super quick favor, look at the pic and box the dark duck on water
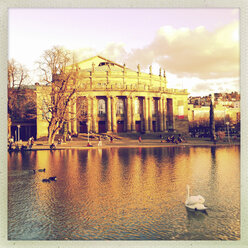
[49,176,57,181]
[42,178,50,183]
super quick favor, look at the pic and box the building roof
[76,55,134,73]
[79,55,124,67]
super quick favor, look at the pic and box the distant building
[36,56,189,138]
[189,92,240,108]
[188,101,240,129]
[233,101,240,108]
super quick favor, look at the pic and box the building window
[98,99,106,116]
[135,98,141,114]
[152,99,156,116]
[116,98,124,115]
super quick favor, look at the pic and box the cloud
[164,71,239,96]
[73,43,128,65]
[71,22,240,96]
[186,77,240,96]
[100,43,128,63]
[125,21,239,80]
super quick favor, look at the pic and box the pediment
[76,55,124,70]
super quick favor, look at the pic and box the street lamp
[17,125,20,141]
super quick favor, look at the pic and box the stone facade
[36,56,189,138]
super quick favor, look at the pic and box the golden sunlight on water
[8,146,240,240]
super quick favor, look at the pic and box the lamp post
[17,125,20,141]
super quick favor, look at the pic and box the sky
[8,8,239,96]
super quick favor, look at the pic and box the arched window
[116,98,124,115]
[98,99,106,116]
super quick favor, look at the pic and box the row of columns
[69,96,173,134]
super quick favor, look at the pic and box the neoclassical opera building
[36,56,189,138]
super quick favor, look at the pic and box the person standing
[98,136,102,147]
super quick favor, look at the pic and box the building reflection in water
[8,146,240,240]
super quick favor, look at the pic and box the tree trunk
[48,121,57,145]
[48,131,56,145]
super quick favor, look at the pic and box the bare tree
[76,96,88,122]
[8,60,35,137]
[8,59,29,89]
[8,87,36,121]
[37,46,86,144]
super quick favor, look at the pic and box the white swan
[185,185,207,211]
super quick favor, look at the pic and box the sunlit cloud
[100,43,128,63]
[165,74,240,96]
[73,42,128,65]
[125,21,239,80]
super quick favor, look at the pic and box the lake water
[8,146,240,240]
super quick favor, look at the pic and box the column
[159,97,163,132]
[144,97,149,133]
[107,96,112,132]
[68,101,72,133]
[112,96,117,133]
[92,97,98,133]
[127,97,132,132]
[72,101,77,134]
[148,97,153,132]
[87,97,92,132]
[131,96,136,132]
[163,97,167,131]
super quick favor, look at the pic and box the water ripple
[8,146,240,240]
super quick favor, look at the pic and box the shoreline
[10,138,240,151]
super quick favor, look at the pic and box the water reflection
[186,209,208,220]
[8,146,240,240]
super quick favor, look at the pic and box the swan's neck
[187,186,190,199]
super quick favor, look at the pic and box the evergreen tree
[209,97,216,141]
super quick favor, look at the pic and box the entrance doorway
[135,121,141,133]
[79,121,87,133]
[98,121,106,133]
[117,121,125,133]
[152,121,157,132]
